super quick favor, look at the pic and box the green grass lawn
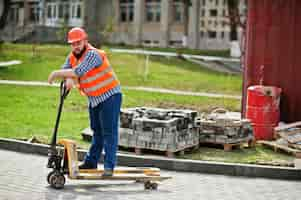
[0,84,293,165]
[0,43,294,165]
[0,43,242,95]
[179,146,294,166]
[0,84,240,141]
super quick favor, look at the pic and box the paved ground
[0,149,301,200]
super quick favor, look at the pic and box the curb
[0,138,300,180]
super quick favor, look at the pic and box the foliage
[56,19,69,43]
[100,16,115,46]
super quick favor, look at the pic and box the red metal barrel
[246,85,281,140]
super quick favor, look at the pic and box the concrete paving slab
[1,149,301,200]
[0,138,301,181]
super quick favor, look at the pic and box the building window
[202,0,206,6]
[71,5,75,18]
[221,31,224,39]
[58,4,63,18]
[146,0,161,22]
[77,4,81,18]
[214,20,218,27]
[200,31,204,38]
[210,9,218,17]
[169,40,182,47]
[58,2,69,19]
[29,5,40,22]
[173,0,184,22]
[202,9,206,17]
[45,0,83,26]
[53,5,57,18]
[201,20,205,27]
[47,5,51,18]
[47,1,81,20]
[119,0,134,22]
[222,20,226,27]
[47,3,57,19]
[70,1,82,19]
[208,31,217,38]
[76,4,81,18]
[9,6,19,23]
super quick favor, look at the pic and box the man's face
[71,39,86,55]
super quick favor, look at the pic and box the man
[48,27,122,177]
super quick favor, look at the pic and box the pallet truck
[46,81,171,190]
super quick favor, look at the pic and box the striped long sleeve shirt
[62,50,121,108]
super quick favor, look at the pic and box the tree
[227,0,240,41]
[0,0,10,29]
[227,0,247,57]
[56,15,69,43]
[100,16,115,47]
[0,0,10,53]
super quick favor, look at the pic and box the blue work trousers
[84,93,122,170]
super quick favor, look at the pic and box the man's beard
[73,46,87,59]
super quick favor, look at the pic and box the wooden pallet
[119,144,199,158]
[200,141,240,151]
[257,140,301,158]
[199,138,254,152]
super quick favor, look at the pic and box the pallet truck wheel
[144,181,158,190]
[47,171,56,184]
[49,172,65,189]
[150,182,158,190]
[144,181,152,190]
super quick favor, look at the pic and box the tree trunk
[227,0,239,41]
[0,0,10,29]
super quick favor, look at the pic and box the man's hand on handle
[48,69,78,86]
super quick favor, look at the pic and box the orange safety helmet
[67,27,88,43]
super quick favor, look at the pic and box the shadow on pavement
[44,181,171,200]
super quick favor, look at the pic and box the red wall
[243,0,301,122]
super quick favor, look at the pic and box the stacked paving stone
[195,109,254,144]
[119,107,199,153]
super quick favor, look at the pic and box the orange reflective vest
[69,44,120,96]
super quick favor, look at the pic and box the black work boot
[78,162,97,169]
[102,169,113,177]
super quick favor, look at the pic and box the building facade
[112,0,246,49]
[199,0,246,49]
[3,0,246,50]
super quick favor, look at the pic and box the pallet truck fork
[46,81,171,189]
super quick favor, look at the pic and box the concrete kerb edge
[0,137,300,180]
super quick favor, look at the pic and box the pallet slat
[257,140,301,158]
[199,138,254,151]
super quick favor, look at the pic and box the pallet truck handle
[47,80,70,169]
[60,80,70,100]
[50,81,70,147]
